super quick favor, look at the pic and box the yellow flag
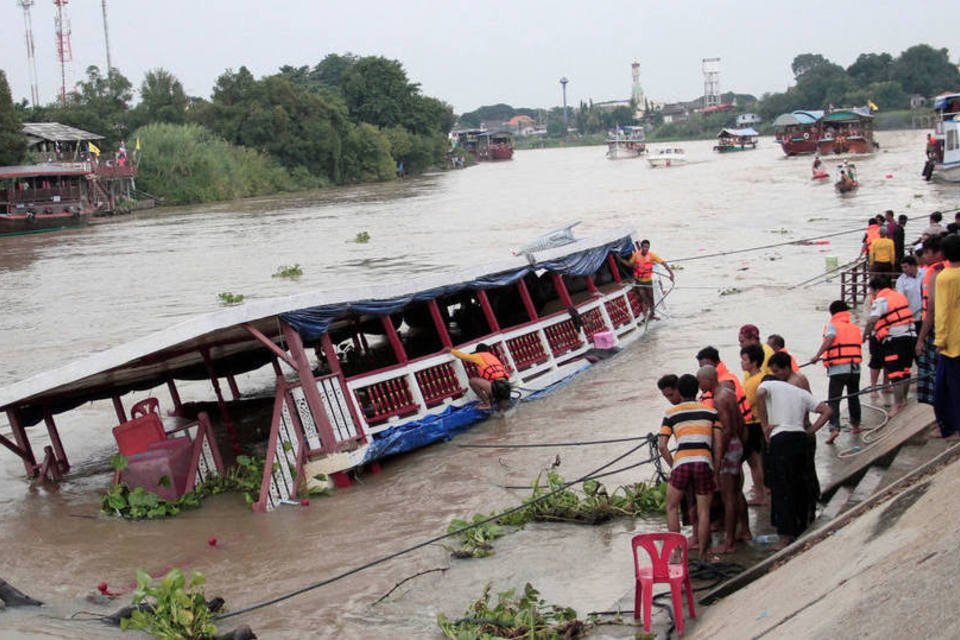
[88,141,101,156]
[135,137,141,151]
[867,100,879,112]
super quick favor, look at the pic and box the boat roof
[22,122,105,143]
[771,110,824,127]
[821,107,873,122]
[718,127,758,137]
[0,227,635,426]
[0,163,92,179]
[934,93,960,111]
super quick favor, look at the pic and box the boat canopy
[0,163,92,179]
[22,122,104,144]
[718,127,758,138]
[933,93,960,112]
[771,110,824,127]
[0,229,635,427]
[821,107,873,123]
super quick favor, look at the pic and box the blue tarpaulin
[361,403,489,462]
[281,236,634,340]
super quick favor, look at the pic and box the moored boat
[0,227,668,513]
[454,129,514,161]
[926,93,960,182]
[0,163,94,236]
[646,147,686,167]
[773,110,824,156]
[817,107,877,155]
[713,127,758,152]
[606,126,646,159]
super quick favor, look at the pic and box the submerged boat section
[0,227,664,513]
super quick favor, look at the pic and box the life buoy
[803,132,810,140]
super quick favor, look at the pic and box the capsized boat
[606,126,646,159]
[646,147,686,167]
[713,127,758,152]
[0,227,669,512]
[926,93,960,182]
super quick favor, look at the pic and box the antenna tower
[18,0,41,107]
[702,57,721,109]
[54,0,74,106]
[101,0,112,74]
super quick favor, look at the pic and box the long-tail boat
[0,227,668,512]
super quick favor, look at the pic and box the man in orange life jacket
[448,344,511,411]
[766,334,800,373]
[864,276,916,417]
[627,239,674,321]
[809,300,863,444]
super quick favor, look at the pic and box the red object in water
[812,171,829,180]
[886,174,893,179]
[208,536,217,547]
[98,582,109,594]
[300,499,310,506]
[632,532,696,635]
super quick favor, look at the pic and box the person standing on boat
[447,344,511,411]
[626,240,674,321]
[658,374,722,560]
[812,155,822,177]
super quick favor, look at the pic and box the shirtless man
[697,365,751,553]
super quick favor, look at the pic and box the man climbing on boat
[447,344,512,411]
[625,239,674,321]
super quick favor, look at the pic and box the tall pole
[101,0,112,74]
[18,1,40,108]
[560,77,569,131]
[54,0,73,106]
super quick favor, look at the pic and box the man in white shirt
[895,255,924,333]
[755,352,832,549]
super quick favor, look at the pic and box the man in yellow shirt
[869,226,896,275]
[739,343,767,505]
[933,235,960,438]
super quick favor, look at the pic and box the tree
[132,68,188,126]
[791,54,831,80]
[340,56,419,129]
[46,65,133,145]
[891,45,960,97]
[0,70,26,165]
[846,53,893,86]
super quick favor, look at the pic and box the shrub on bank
[131,123,323,205]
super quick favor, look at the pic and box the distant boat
[606,126,646,160]
[773,110,824,156]
[454,129,514,161]
[835,165,859,193]
[646,147,686,167]
[817,107,877,155]
[926,93,960,182]
[714,127,758,152]
[0,163,95,236]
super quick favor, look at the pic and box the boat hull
[0,210,90,235]
[780,138,819,156]
[932,161,960,182]
[818,136,874,155]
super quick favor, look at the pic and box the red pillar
[281,322,341,453]
[320,333,367,442]
[552,273,574,308]
[201,350,241,455]
[428,300,453,348]
[585,275,600,295]
[112,396,127,424]
[43,410,69,473]
[607,253,622,283]
[477,290,500,332]
[381,315,408,365]
[5,410,37,476]
[517,279,538,321]
[226,374,241,401]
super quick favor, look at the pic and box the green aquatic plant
[437,583,586,639]
[354,231,371,243]
[272,263,303,279]
[121,569,218,640]
[217,291,245,305]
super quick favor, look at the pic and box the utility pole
[53,0,74,106]
[560,77,569,130]
[101,0,112,74]
[18,0,40,107]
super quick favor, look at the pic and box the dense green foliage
[447,471,666,558]
[437,583,588,640]
[0,70,26,165]
[131,122,305,204]
[122,569,218,640]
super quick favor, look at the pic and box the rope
[458,435,650,449]
[217,436,662,621]
[667,225,866,264]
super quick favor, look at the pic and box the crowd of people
[654,210,960,560]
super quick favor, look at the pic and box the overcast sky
[1,1,957,114]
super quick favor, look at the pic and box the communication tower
[560,77,569,127]
[54,0,74,106]
[631,61,645,118]
[101,0,112,74]
[702,57,721,109]
[17,0,41,107]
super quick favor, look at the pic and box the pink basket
[592,331,615,349]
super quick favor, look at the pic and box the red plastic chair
[130,397,160,419]
[632,532,696,635]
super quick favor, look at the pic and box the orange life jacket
[864,225,880,252]
[921,260,946,320]
[476,351,508,380]
[701,361,752,423]
[633,251,655,281]
[822,311,863,367]
[873,288,913,340]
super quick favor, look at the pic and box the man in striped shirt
[658,374,722,559]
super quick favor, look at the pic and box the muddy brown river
[0,131,955,638]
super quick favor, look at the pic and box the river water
[0,131,955,638]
